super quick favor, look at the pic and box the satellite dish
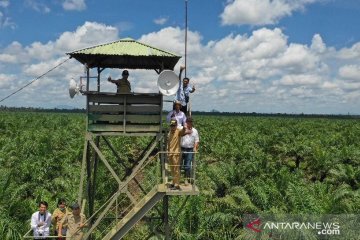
[157,70,179,96]
[69,78,80,98]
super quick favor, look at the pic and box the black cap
[122,70,129,76]
[71,203,80,209]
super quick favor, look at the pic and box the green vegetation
[0,111,359,239]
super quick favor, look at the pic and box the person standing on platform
[52,198,69,239]
[31,201,52,239]
[167,100,186,128]
[167,118,190,190]
[181,117,199,185]
[108,69,131,93]
[58,203,87,240]
[175,65,195,115]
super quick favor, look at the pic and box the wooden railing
[86,92,163,134]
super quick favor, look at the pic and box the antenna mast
[185,0,188,77]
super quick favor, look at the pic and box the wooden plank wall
[87,93,162,133]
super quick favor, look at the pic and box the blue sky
[1,0,360,114]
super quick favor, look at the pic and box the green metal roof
[67,38,181,70]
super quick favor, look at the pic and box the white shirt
[166,110,187,127]
[31,211,52,238]
[181,127,199,148]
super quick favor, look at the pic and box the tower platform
[158,183,200,195]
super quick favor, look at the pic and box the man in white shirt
[166,100,186,128]
[31,201,52,239]
[181,117,199,185]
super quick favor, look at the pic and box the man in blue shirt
[175,66,195,115]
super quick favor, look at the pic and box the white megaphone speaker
[69,78,80,98]
[157,70,179,96]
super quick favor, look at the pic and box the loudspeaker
[69,78,80,98]
[157,70,179,96]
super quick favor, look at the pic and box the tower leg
[163,196,170,240]
[78,137,89,204]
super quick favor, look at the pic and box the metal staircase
[79,146,199,240]
[103,185,166,240]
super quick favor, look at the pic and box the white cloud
[322,81,339,90]
[137,26,354,113]
[0,22,118,65]
[339,81,360,92]
[274,74,322,86]
[0,42,29,64]
[25,0,51,13]
[62,0,86,11]
[55,21,118,52]
[212,28,287,61]
[0,53,16,63]
[23,60,58,78]
[271,43,320,73]
[191,67,215,85]
[310,34,326,53]
[25,42,56,61]
[337,42,360,59]
[343,90,360,103]
[338,65,360,82]
[139,27,203,60]
[221,0,317,26]
[0,73,15,88]
[289,87,314,98]
[0,11,16,29]
[0,0,9,8]
[244,28,287,60]
[0,22,118,107]
[154,17,168,25]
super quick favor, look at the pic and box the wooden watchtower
[67,38,199,239]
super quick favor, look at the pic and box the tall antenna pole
[185,0,188,77]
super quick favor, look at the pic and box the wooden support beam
[78,136,89,204]
[88,138,122,185]
[101,136,129,173]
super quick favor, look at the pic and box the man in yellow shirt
[58,203,87,240]
[167,118,188,190]
[108,70,131,93]
[52,199,68,238]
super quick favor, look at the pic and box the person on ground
[108,69,131,93]
[52,198,69,239]
[181,117,199,185]
[58,203,87,240]
[167,100,186,128]
[31,201,52,239]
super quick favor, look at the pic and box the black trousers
[181,105,188,115]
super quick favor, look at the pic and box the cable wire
[0,57,71,103]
